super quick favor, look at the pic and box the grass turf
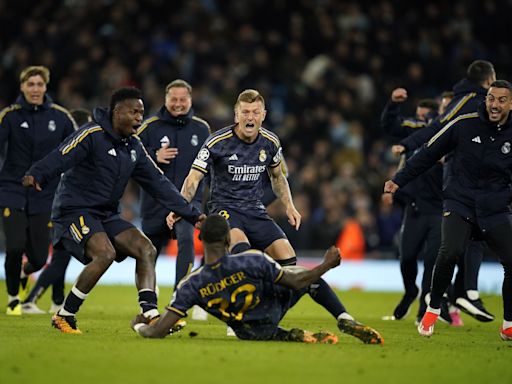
[1,285,511,384]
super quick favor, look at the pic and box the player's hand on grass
[22,175,42,191]
[131,313,150,331]
[324,246,341,268]
[286,205,301,230]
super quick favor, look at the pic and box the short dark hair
[110,87,142,111]
[201,214,230,244]
[467,60,495,84]
[70,108,92,127]
[489,80,512,92]
[418,99,439,111]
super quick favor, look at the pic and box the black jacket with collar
[400,79,488,152]
[0,94,76,214]
[394,102,512,229]
[137,107,210,223]
[27,107,201,224]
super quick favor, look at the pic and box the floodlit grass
[1,284,511,384]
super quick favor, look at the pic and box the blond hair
[20,66,50,84]
[235,89,265,109]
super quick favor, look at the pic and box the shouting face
[486,86,512,125]
[234,100,266,143]
[112,99,144,137]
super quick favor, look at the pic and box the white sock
[58,308,75,316]
[427,306,441,315]
[467,290,479,300]
[8,295,19,304]
[71,285,89,299]
[143,308,159,319]
[337,312,354,321]
[503,320,512,329]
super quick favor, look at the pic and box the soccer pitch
[1,285,510,384]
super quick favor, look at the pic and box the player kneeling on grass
[132,214,383,344]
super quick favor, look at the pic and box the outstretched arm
[268,164,301,230]
[277,246,341,290]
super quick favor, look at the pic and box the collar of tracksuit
[452,78,488,98]
[92,106,130,144]
[156,106,193,127]
[16,94,52,111]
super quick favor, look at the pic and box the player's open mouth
[246,123,255,128]
[489,109,500,119]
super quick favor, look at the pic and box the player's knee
[438,243,463,262]
[89,246,116,265]
[140,242,157,264]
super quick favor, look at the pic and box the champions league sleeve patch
[272,147,283,165]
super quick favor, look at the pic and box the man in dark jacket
[390,60,497,322]
[23,87,205,334]
[381,89,445,323]
[384,80,512,340]
[0,66,76,315]
[137,80,210,287]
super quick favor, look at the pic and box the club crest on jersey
[48,120,56,132]
[502,142,511,154]
[81,225,90,235]
[160,135,170,147]
[130,149,137,162]
[198,148,210,161]
[259,149,267,162]
[191,134,199,146]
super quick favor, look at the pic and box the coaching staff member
[0,66,76,315]
[384,80,512,340]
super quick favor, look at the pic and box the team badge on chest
[502,142,511,154]
[259,149,267,162]
[130,149,137,162]
[48,120,56,132]
[191,134,199,146]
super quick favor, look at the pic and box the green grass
[1,285,511,384]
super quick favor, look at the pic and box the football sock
[503,320,512,329]
[467,290,479,300]
[7,295,20,309]
[337,312,355,321]
[308,278,346,318]
[231,242,251,254]
[61,285,88,316]
[138,289,158,313]
[277,257,297,266]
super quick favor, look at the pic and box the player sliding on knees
[132,214,384,344]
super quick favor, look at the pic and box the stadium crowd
[1,0,511,256]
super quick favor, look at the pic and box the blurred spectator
[1,1,510,257]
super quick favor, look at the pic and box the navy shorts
[230,286,306,340]
[52,211,135,265]
[209,204,286,250]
